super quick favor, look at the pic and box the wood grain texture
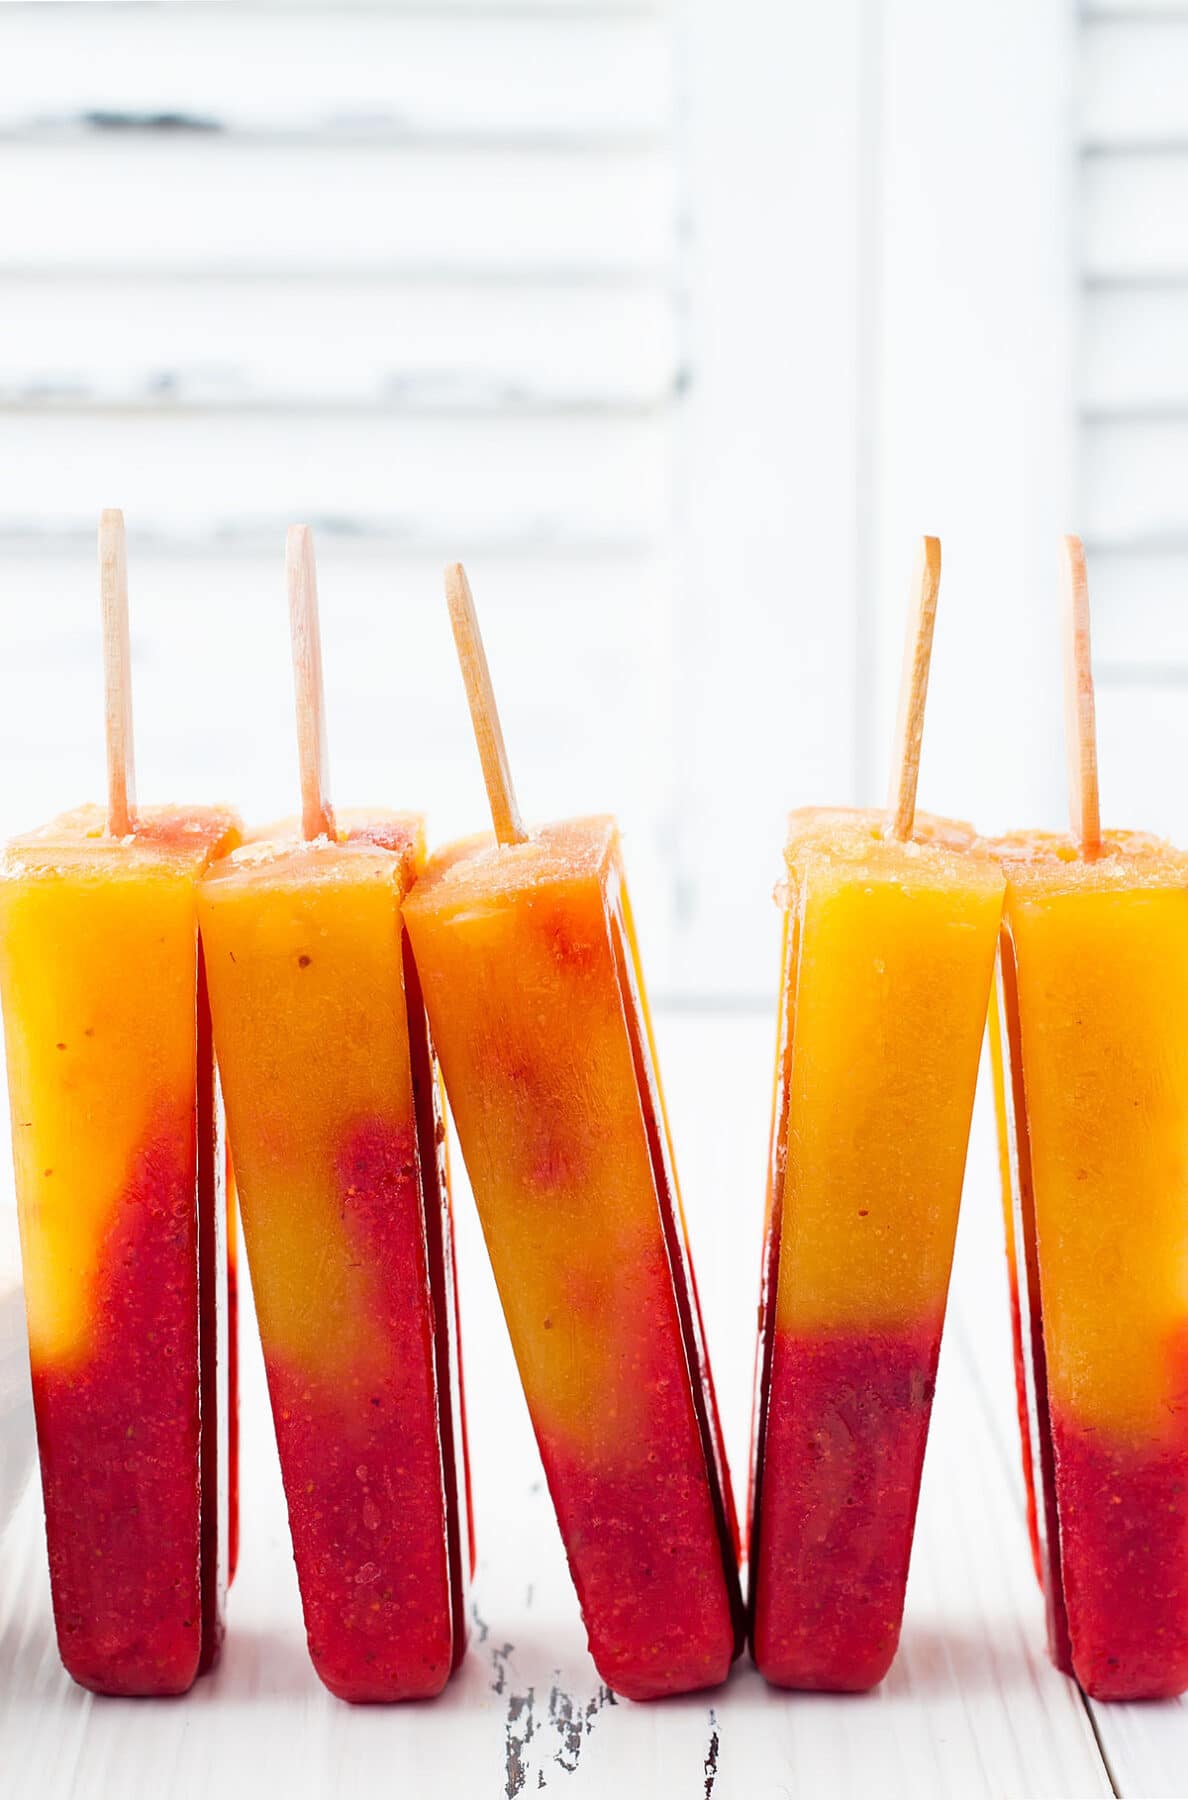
[0,1015,1137,1798]
[98,508,135,836]
[1061,535,1102,853]
[285,525,335,841]
[885,535,941,841]
[445,562,527,846]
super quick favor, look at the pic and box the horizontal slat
[1083,18,1188,144]
[1086,151,1188,277]
[0,9,669,144]
[3,142,670,276]
[1082,2,1188,17]
[0,413,668,544]
[1090,547,1188,663]
[1084,286,1188,408]
[0,276,675,412]
[1094,680,1188,840]
[1083,416,1188,539]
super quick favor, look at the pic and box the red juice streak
[404,929,471,1670]
[1052,1366,1188,1700]
[261,1117,454,1703]
[751,1322,941,1692]
[536,1233,737,1703]
[32,1108,204,1696]
[996,938,1072,1672]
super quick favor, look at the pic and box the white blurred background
[0,0,1181,1005]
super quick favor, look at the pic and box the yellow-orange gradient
[404,818,687,1451]
[775,810,1004,1337]
[996,831,1188,1443]
[0,805,240,1364]
[197,812,424,1384]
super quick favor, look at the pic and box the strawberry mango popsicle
[404,567,742,1700]
[749,808,1002,1689]
[987,540,1188,1701]
[197,530,469,1701]
[990,831,1188,1699]
[748,542,1004,1690]
[0,514,240,1695]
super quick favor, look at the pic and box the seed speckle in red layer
[259,1116,454,1703]
[535,1247,737,1703]
[32,1107,204,1697]
[751,1321,942,1692]
[1052,1403,1188,1701]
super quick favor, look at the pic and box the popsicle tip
[1060,533,1101,857]
[285,522,336,843]
[444,562,528,848]
[99,508,136,838]
[885,535,942,842]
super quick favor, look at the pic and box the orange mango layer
[403,817,742,1700]
[750,809,1003,1690]
[198,810,468,1701]
[989,831,1188,1699]
[0,803,241,1694]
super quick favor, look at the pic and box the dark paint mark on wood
[704,1708,720,1799]
[505,1686,536,1799]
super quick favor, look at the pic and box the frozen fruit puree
[749,808,1003,1691]
[0,803,241,1695]
[988,830,1188,1700]
[198,810,469,1702]
[403,815,743,1700]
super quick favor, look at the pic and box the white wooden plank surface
[0,276,675,412]
[1085,1697,1188,1799]
[0,8,669,142]
[0,1014,1124,1797]
[1,142,670,277]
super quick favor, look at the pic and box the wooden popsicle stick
[445,562,527,846]
[286,524,336,842]
[99,508,136,837]
[1061,533,1101,856]
[885,535,942,841]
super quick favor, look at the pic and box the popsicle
[403,566,743,1701]
[0,512,240,1695]
[988,538,1188,1700]
[748,539,1005,1691]
[197,528,470,1701]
